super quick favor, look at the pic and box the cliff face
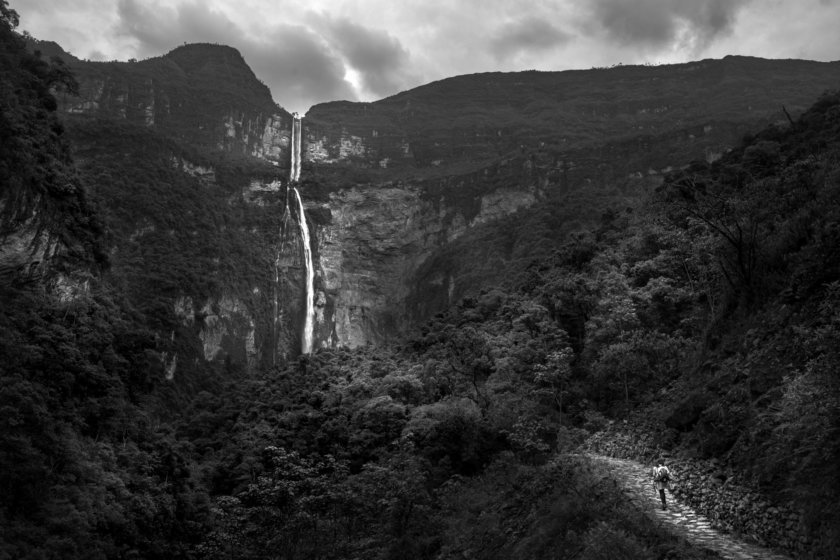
[38,41,295,163]
[0,215,58,279]
[27,43,298,373]
[310,167,540,347]
[1,36,102,285]
[45,45,840,369]
[291,56,840,352]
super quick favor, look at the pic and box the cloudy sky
[12,0,840,114]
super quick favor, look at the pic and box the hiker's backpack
[654,467,670,483]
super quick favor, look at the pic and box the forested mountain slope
[32,38,290,159]
[26,25,840,356]
[0,9,102,279]
[2,0,839,556]
[305,55,840,181]
[175,89,840,558]
[1,5,215,557]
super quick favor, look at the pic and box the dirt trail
[588,454,792,560]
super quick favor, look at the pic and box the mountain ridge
[36,36,840,178]
[27,39,292,160]
[305,54,840,177]
[4,7,840,557]
[34,37,840,361]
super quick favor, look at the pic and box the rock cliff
[292,56,840,351]
[35,40,295,163]
[308,169,539,347]
[44,43,840,369]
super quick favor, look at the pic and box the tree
[442,326,494,414]
[0,0,18,30]
[659,168,781,308]
[533,347,573,423]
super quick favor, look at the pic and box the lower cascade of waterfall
[273,187,293,365]
[293,187,314,354]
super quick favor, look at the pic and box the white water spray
[272,184,292,365]
[294,187,314,354]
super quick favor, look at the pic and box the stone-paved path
[588,454,792,560]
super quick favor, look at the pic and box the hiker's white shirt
[652,466,671,490]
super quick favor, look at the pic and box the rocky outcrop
[228,170,541,355]
[0,217,56,280]
[171,294,260,373]
[305,165,541,348]
[196,297,257,365]
[255,114,292,161]
[46,42,295,163]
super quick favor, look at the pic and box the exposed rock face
[0,217,56,280]
[46,42,295,164]
[171,293,260,374]
[306,167,540,348]
[292,56,840,350]
[196,297,257,365]
[256,114,291,161]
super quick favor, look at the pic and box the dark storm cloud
[490,17,572,61]
[318,16,415,98]
[114,0,355,112]
[590,0,749,49]
[243,30,357,113]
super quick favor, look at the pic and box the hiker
[651,459,672,510]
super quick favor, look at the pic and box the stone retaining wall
[583,426,814,558]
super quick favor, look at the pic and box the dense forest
[1,2,839,558]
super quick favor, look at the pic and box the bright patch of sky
[11,0,840,114]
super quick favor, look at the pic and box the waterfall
[293,187,315,354]
[290,112,301,183]
[288,113,313,352]
[283,112,314,353]
[273,185,292,366]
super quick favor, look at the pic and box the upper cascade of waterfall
[293,187,315,354]
[290,112,302,183]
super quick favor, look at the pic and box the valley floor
[589,454,791,560]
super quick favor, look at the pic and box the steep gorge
[34,40,840,371]
[6,15,840,556]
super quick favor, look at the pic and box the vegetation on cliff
[2,1,839,556]
[179,89,840,558]
[33,36,288,157]
[305,55,840,180]
[0,1,103,275]
[67,117,283,376]
[1,4,209,557]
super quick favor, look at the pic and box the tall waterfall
[293,187,314,354]
[273,185,292,365]
[288,112,314,353]
[290,112,301,183]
